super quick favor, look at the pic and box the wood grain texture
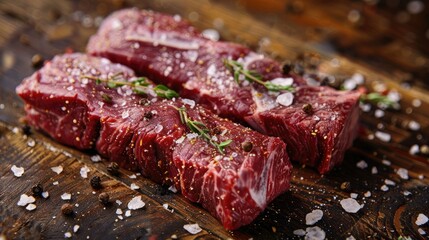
[1,0,429,239]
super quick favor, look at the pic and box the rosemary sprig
[223,59,294,92]
[82,73,178,100]
[360,92,396,108]
[176,107,232,154]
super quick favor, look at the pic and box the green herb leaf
[154,84,179,99]
[360,92,396,108]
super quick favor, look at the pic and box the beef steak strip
[16,53,292,230]
[87,8,361,173]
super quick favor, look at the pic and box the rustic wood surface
[1,0,429,239]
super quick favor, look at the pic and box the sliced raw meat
[87,8,361,173]
[16,53,292,230]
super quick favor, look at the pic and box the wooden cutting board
[1,0,428,239]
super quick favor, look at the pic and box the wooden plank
[1,0,429,239]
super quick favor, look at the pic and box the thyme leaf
[223,59,294,92]
[176,107,232,154]
[81,73,178,100]
[360,92,396,108]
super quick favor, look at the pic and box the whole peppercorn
[22,125,32,136]
[144,111,153,119]
[31,183,43,197]
[107,162,120,176]
[282,62,293,75]
[31,54,44,69]
[98,192,110,205]
[61,203,74,216]
[242,142,253,152]
[90,176,102,189]
[302,103,313,115]
[340,181,351,192]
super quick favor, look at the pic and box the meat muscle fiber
[16,53,292,230]
[87,8,361,174]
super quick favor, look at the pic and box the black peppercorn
[242,142,253,152]
[139,98,150,106]
[31,183,43,197]
[282,62,293,75]
[302,103,313,115]
[61,203,74,215]
[144,111,153,119]
[31,54,44,69]
[107,162,120,176]
[90,176,102,189]
[98,192,110,205]
[22,125,32,136]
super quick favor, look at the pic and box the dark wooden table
[1,0,428,239]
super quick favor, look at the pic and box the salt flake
[305,209,323,225]
[61,193,72,200]
[130,183,140,190]
[416,213,428,226]
[293,229,306,236]
[26,203,37,211]
[183,223,202,235]
[11,165,25,177]
[375,131,391,142]
[340,198,362,213]
[90,155,102,162]
[127,196,145,210]
[73,225,80,233]
[80,166,90,178]
[305,226,326,240]
[396,168,409,180]
[64,232,72,238]
[51,165,63,174]
[356,160,368,169]
[276,92,294,107]
[17,194,36,206]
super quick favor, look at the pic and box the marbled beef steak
[87,8,361,173]
[16,53,292,230]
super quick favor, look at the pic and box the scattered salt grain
[121,110,129,119]
[26,203,36,211]
[17,194,36,206]
[374,109,384,118]
[418,228,426,235]
[350,193,358,199]
[202,29,220,41]
[129,174,137,179]
[382,160,391,166]
[27,139,35,147]
[186,133,198,139]
[0,103,4,109]
[11,165,25,177]
[408,120,421,131]
[116,208,123,215]
[380,185,389,191]
[42,191,49,199]
[346,236,356,240]
[356,160,368,169]
[270,77,293,87]
[416,213,428,226]
[169,185,178,193]
[360,103,371,112]
[51,165,63,174]
[364,191,371,197]
[125,210,131,217]
[293,229,306,236]
[175,136,185,144]
[396,168,409,180]
[117,215,124,220]
[403,191,412,196]
[375,131,391,142]
[412,99,422,107]
[130,183,140,190]
[154,124,163,133]
[64,232,72,238]
[371,166,378,174]
[418,174,424,179]
[91,155,102,162]
[305,226,326,240]
[12,127,19,134]
[73,225,80,233]
[276,92,294,107]
[305,209,323,225]
[385,179,396,186]
[182,98,196,108]
[80,166,90,178]
[409,144,420,155]
[127,196,145,210]
[53,181,59,186]
[61,193,72,200]
[340,198,362,213]
[183,223,202,235]
[206,64,217,76]
[116,200,122,206]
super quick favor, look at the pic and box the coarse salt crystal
[356,160,368,169]
[409,144,419,155]
[64,232,72,238]
[412,99,422,107]
[125,210,131,217]
[27,139,35,147]
[360,103,371,112]
[182,98,196,108]
[130,183,140,190]
[350,193,358,199]
[375,131,391,142]
[26,203,36,211]
[53,181,59,185]
[17,194,36,206]
[80,166,90,178]
[154,124,163,133]
[51,165,63,174]
[175,136,185,144]
[408,120,421,131]
[270,77,293,87]
[346,236,356,240]
[396,168,409,180]
[385,179,396,186]
[90,155,101,162]
[169,185,178,193]
[340,198,362,213]
[116,200,122,206]
[73,225,80,233]
[374,109,384,118]
[121,110,129,119]
[305,209,323,225]
[42,191,49,199]
[186,133,198,139]
[382,160,391,166]
[416,213,428,226]
[293,229,306,236]
[61,193,72,200]
[11,165,25,177]
[371,166,378,174]
[202,29,220,41]
[128,196,145,210]
[206,64,216,76]
[183,223,202,235]
[418,228,426,235]
[364,191,371,197]
[129,174,137,179]
[276,92,294,107]
[403,191,412,196]
[116,208,123,215]
[380,185,389,191]
[305,226,326,240]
